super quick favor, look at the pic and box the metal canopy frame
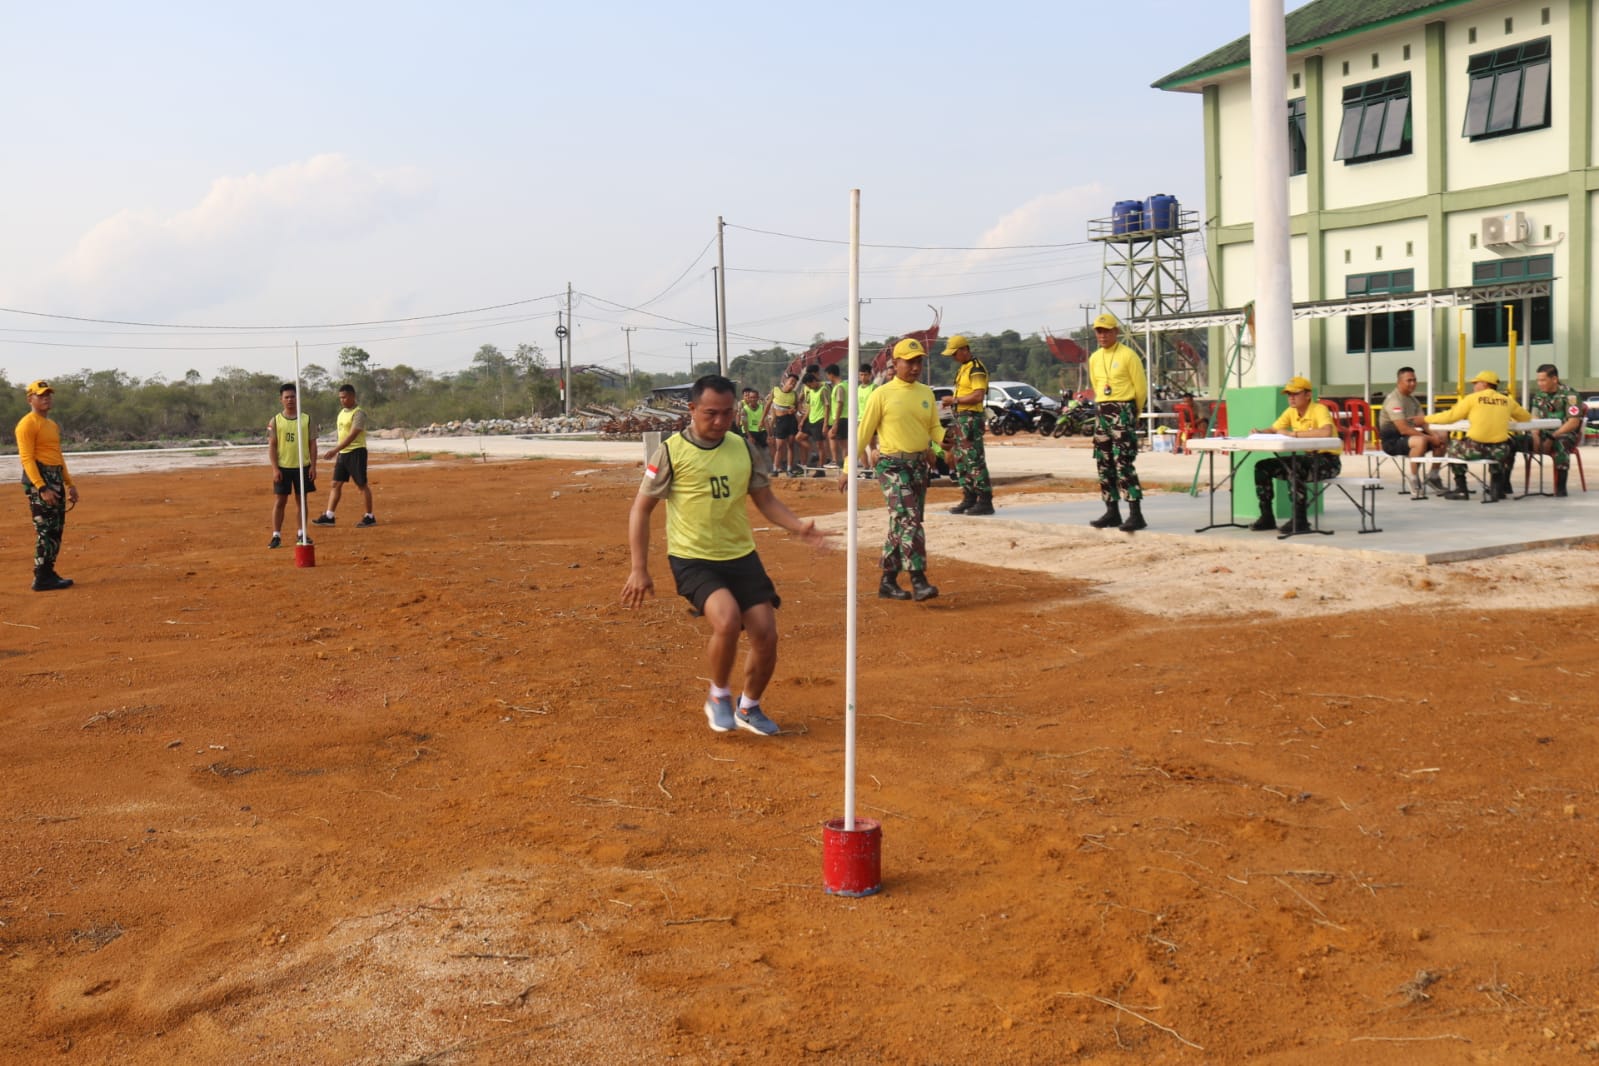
[1125,279,1555,407]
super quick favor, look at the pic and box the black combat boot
[949,491,976,515]
[1248,492,1277,531]
[878,571,911,600]
[32,567,72,592]
[909,571,939,601]
[1443,467,1471,500]
[1088,501,1122,528]
[1555,467,1569,497]
[1118,500,1147,532]
[1277,499,1313,535]
[967,493,995,516]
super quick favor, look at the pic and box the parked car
[985,381,1061,419]
[930,386,956,426]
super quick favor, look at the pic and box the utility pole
[716,216,729,375]
[685,341,697,380]
[711,266,721,374]
[565,282,574,417]
[621,326,636,387]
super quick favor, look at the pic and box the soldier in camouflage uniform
[1519,363,1585,496]
[1423,370,1532,501]
[939,334,994,515]
[1085,314,1149,531]
[844,338,943,601]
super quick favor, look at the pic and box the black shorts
[272,466,316,497]
[669,552,780,614]
[332,448,369,486]
[772,413,798,440]
[830,418,849,439]
[1380,431,1408,456]
[802,419,826,439]
[747,429,769,449]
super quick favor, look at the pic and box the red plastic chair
[1214,401,1228,437]
[1174,401,1200,454]
[1318,398,1352,453]
[1341,397,1372,455]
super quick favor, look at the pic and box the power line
[0,291,568,332]
[725,221,1092,251]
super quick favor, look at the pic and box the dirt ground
[4,454,1598,1064]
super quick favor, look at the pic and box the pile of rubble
[391,403,687,440]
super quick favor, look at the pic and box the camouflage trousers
[23,465,67,571]
[875,454,929,573]
[951,410,991,495]
[1514,431,1579,471]
[1092,401,1143,504]
[1448,436,1514,476]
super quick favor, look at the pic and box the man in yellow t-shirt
[1424,369,1533,501]
[623,374,831,736]
[939,334,993,515]
[267,383,318,550]
[1248,375,1341,535]
[843,338,943,601]
[15,379,79,591]
[797,370,829,476]
[312,383,375,528]
[1086,313,1150,532]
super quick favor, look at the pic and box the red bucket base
[823,817,882,897]
[293,544,316,568]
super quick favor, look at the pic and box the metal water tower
[1090,196,1202,393]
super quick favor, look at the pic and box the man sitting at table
[1248,376,1342,535]
[1515,363,1585,497]
[1377,366,1447,493]
[1423,370,1532,502]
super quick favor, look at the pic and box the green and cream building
[1156,0,1596,393]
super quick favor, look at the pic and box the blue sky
[0,1,1277,384]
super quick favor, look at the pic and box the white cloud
[47,154,433,317]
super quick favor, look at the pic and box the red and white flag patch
[645,463,660,479]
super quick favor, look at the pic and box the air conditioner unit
[1481,211,1528,247]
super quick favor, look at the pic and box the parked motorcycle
[989,397,1046,435]
[1052,400,1099,437]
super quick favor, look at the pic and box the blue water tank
[1111,200,1138,235]
[1145,194,1179,232]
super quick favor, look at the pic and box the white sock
[739,694,759,710]
[709,684,731,700]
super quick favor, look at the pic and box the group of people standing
[12,378,380,592]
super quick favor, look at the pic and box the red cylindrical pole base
[293,544,316,568]
[822,817,882,897]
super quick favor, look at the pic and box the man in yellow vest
[267,383,317,549]
[940,334,994,515]
[313,383,376,527]
[15,379,79,591]
[623,374,831,736]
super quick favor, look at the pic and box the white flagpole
[844,189,861,833]
[294,341,308,542]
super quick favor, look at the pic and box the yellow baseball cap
[892,337,926,360]
[1472,370,1501,386]
[1283,375,1314,394]
[25,379,53,396]
[942,334,970,356]
[1092,313,1119,331]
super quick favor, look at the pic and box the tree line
[2,329,1139,446]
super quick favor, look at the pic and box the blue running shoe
[704,694,735,733]
[735,704,780,736]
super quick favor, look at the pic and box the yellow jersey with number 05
[273,412,311,468]
[656,431,755,560]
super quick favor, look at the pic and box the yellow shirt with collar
[15,410,74,489]
[856,377,940,457]
[1087,342,1148,408]
[1270,401,1342,455]
[953,357,989,413]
